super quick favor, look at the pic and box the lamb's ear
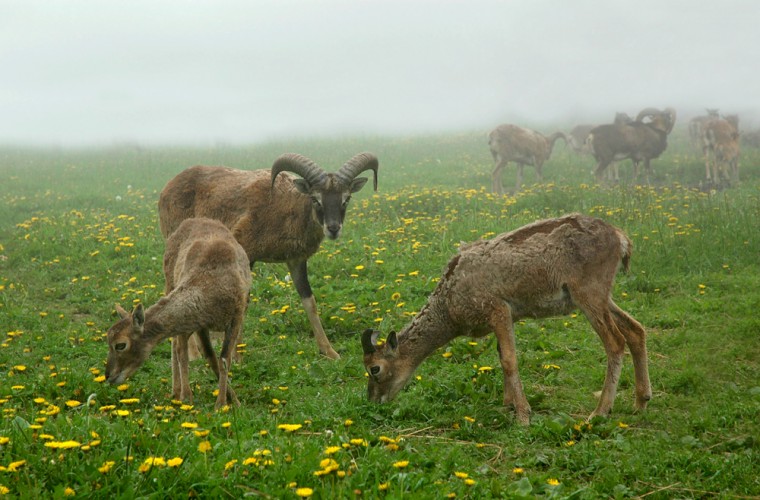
[132,303,145,329]
[361,329,376,355]
[115,304,130,319]
[387,331,399,352]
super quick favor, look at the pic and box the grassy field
[0,127,759,499]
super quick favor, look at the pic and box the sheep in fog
[703,114,740,186]
[158,153,379,360]
[105,217,251,409]
[588,107,676,183]
[362,213,651,425]
[488,124,566,195]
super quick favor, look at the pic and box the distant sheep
[105,217,251,408]
[703,114,740,185]
[588,107,676,183]
[362,214,651,425]
[488,124,566,194]
[158,153,378,360]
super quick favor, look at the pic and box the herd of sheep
[103,107,745,423]
[490,107,745,193]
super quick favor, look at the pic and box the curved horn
[361,329,377,355]
[663,107,677,134]
[635,107,662,122]
[270,153,326,190]
[335,152,379,191]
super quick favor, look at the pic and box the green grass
[1,128,759,498]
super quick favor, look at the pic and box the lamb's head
[105,304,153,385]
[271,152,379,240]
[361,329,416,403]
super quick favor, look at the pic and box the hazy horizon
[2,0,758,147]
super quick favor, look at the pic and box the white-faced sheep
[361,213,651,425]
[158,153,378,360]
[105,217,251,409]
[488,124,566,195]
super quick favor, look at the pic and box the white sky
[1,0,758,146]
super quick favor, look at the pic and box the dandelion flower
[277,423,302,433]
[454,471,468,479]
[464,479,476,486]
[167,457,183,467]
[547,478,560,486]
[378,483,390,491]
[324,446,341,455]
[98,461,115,474]
[392,460,409,468]
[65,400,81,408]
[295,487,314,498]
[64,487,75,496]
[512,467,524,474]
[198,441,212,453]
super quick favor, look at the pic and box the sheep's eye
[370,366,380,376]
[311,197,322,207]
[342,195,352,207]
[115,342,127,352]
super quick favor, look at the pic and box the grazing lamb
[159,153,379,360]
[105,217,251,409]
[488,124,566,195]
[361,214,651,425]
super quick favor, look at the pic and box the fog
[2,0,758,146]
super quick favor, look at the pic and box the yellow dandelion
[0,486,9,495]
[392,460,409,468]
[167,457,183,468]
[344,419,353,427]
[12,365,26,372]
[198,440,212,453]
[295,488,313,498]
[0,437,9,445]
[98,461,115,474]
[64,487,75,496]
[464,479,476,486]
[181,422,198,429]
[378,483,390,491]
[116,384,129,391]
[115,409,130,417]
[65,400,81,408]
[7,460,26,472]
[119,398,140,404]
[224,459,238,471]
[512,467,524,474]
[324,446,341,455]
[547,478,560,486]
[44,441,81,449]
[618,422,629,429]
[277,423,302,432]
[442,352,453,358]
[349,438,368,447]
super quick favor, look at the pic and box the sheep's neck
[141,294,198,344]
[397,296,458,367]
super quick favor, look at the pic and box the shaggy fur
[362,213,651,425]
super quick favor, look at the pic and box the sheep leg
[215,322,241,409]
[171,334,193,403]
[490,302,530,425]
[577,298,626,419]
[514,164,524,193]
[594,160,612,184]
[491,159,506,195]
[609,301,651,411]
[288,260,340,360]
[196,328,221,378]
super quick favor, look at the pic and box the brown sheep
[158,153,378,360]
[105,217,251,409]
[488,124,566,195]
[361,214,651,425]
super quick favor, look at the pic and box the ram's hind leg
[490,302,531,425]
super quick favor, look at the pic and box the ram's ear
[293,179,311,194]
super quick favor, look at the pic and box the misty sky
[1,0,758,146]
